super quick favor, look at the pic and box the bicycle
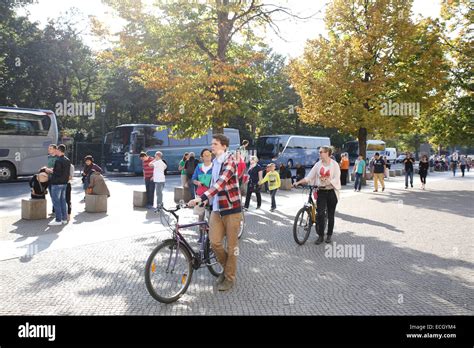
[293,185,328,245]
[144,202,224,303]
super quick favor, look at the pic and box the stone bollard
[21,199,47,220]
[280,178,292,190]
[174,186,192,204]
[133,191,147,207]
[85,194,107,213]
[395,169,402,176]
[389,170,396,177]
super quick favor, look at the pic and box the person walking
[418,155,429,189]
[185,152,199,199]
[259,163,281,212]
[451,151,459,176]
[139,152,155,209]
[149,151,167,210]
[244,156,263,210]
[294,146,341,244]
[353,154,366,192]
[467,156,472,172]
[403,152,415,188]
[178,152,190,188]
[339,153,350,185]
[238,140,249,165]
[46,144,71,226]
[459,155,467,177]
[372,152,386,192]
[188,134,242,292]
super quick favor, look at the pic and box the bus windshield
[257,137,279,157]
[112,126,133,153]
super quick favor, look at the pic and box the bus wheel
[0,162,16,182]
[287,160,293,169]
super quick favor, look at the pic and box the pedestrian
[149,151,167,210]
[29,170,49,199]
[279,163,292,182]
[47,144,57,216]
[185,152,199,199]
[293,145,341,244]
[81,155,103,202]
[139,152,155,209]
[188,134,242,292]
[467,157,472,172]
[403,152,415,189]
[372,152,386,192]
[178,152,190,188]
[66,163,74,221]
[238,140,249,164]
[244,156,263,210]
[87,170,110,197]
[45,144,71,226]
[339,153,349,185]
[383,156,391,180]
[418,155,429,190]
[459,155,467,177]
[235,149,247,186]
[353,154,366,192]
[293,163,306,185]
[192,148,213,235]
[451,151,459,176]
[259,163,281,212]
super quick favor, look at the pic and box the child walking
[259,163,281,212]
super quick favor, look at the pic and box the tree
[289,0,447,161]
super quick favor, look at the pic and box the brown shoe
[218,279,234,291]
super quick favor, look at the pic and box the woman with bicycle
[293,146,341,244]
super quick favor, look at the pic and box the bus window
[292,137,304,149]
[225,129,240,146]
[256,137,279,156]
[145,127,168,147]
[0,112,51,136]
[169,137,189,146]
[367,143,385,152]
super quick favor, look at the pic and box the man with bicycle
[189,134,242,291]
[293,146,341,244]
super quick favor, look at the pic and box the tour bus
[0,106,58,181]
[256,134,331,168]
[343,140,386,164]
[105,124,240,174]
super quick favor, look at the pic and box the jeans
[50,184,67,222]
[340,169,348,185]
[244,184,261,208]
[452,161,457,176]
[354,172,363,191]
[145,178,155,206]
[316,189,338,236]
[270,189,277,209]
[155,182,165,208]
[460,165,466,177]
[405,170,413,187]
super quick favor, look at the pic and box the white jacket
[306,159,342,200]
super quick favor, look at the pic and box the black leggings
[419,172,427,184]
[244,184,261,208]
[316,189,338,236]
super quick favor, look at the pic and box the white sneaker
[48,220,63,226]
[62,220,68,225]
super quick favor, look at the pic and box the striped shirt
[142,157,154,180]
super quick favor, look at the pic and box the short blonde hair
[250,155,258,162]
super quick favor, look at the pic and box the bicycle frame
[305,186,317,223]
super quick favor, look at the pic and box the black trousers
[244,184,261,208]
[66,182,72,215]
[419,171,427,184]
[340,169,348,185]
[316,189,338,236]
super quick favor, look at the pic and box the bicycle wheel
[145,239,193,304]
[238,211,245,239]
[293,207,312,245]
[204,236,224,277]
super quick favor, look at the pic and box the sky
[17,0,442,59]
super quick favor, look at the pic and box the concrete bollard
[174,186,192,204]
[85,194,107,213]
[21,199,47,220]
[280,178,292,190]
[133,191,147,207]
[389,170,396,177]
[395,169,402,176]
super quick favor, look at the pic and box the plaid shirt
[200,153,242,216]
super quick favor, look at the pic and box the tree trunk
[358,127,368,186]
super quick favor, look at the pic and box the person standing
[192,148,213,226]
[459,155,467,177]
[185,152,199,199]
[235,149,247,187]
[149,151,167,210]
[66,163,74,221]
[353,154,366,192]
[178,152,190,188]
[244,156,263,210]
[451,151,459,176]
[339,153,349,185]
[372,152,386,192]
[418,155,429,190]
[188,134,242,292]
[403,152,415,189]
[46,144,71,226]
[47,144,57,216]
[139,152,155,208]
[259,163,281,212]
[294,146,341,244]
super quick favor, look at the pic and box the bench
[133,191,147,207]
[21,199,47,220]
[174,186,192,204]
[85,194,107,213]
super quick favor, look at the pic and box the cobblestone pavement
[0,170,473,315]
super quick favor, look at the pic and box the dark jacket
[419,161,429,173]
[248,164,263,186]
[50,156,71,185]
[29,175,49,198]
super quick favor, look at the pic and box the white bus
[0,107,58,181]
[343,139,386,164]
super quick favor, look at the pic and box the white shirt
[201,164,212,173]
[151,159,167,183]
[211,152,228,212]
[306,159,342,199]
